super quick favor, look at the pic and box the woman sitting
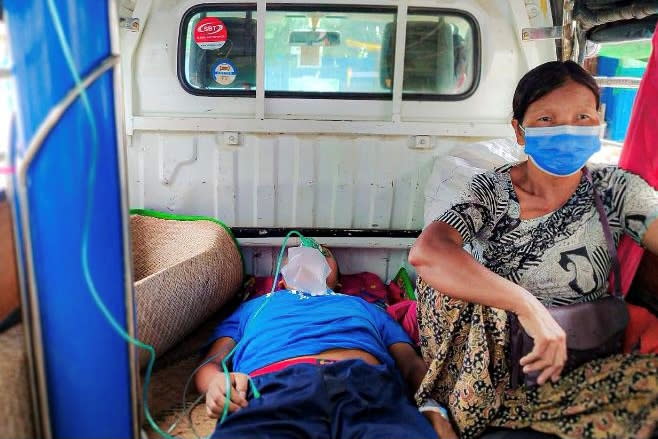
[409,61,658,439]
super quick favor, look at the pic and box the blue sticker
[212,59,238,85]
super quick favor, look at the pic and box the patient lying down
[195,244,456,439]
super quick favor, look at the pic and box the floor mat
[146,402,216,439]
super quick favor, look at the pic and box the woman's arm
[641,218,658,255]
[410,221,534,313]
[409,221,567,385]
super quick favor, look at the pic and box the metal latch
[119,17,140,32]
[411,135,433,150]
[522,26,563,41]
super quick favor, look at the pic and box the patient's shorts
[211,358,438,439]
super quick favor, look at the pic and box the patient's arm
[195,337,236,393]
[388,342,427,394]
[195,337,249,417]
[388,342,459,439]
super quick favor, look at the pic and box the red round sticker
[194,17,228,50]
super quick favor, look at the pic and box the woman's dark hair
[512,60,600,123]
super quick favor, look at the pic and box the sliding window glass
[397,9,479,99]
[265,6,396,98]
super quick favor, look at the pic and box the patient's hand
[422,411,459,439]
[205,372,250,418]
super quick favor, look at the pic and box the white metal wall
[127,131,460,228]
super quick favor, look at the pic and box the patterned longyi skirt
[415,278,658,439]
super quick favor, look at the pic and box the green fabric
[393,267,416,301]
[129,208,245,277]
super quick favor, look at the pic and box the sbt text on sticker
[197,23,224,34]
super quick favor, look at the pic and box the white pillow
[424,138,525,227]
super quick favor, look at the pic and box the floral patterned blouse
[436,164,658,306]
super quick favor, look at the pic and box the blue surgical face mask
[521,125,602,177]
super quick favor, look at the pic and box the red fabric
[243,275,276,301]
[624,303,658,354]
[386,281,405,305]
[616,23,658,294]
[386,300,419,345]
[617,23,658,353]
[337,272,388,303]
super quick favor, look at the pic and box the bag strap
[507,312,524,389]
[583,168,623,298]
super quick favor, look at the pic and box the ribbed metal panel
[128,131,444,230]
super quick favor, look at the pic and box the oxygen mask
[280,245,331,295]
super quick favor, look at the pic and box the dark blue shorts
[211,359,439,439]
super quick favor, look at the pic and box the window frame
[176,3,481,101]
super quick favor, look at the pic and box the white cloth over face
[280,246,331,295]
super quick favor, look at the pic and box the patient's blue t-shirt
[210,290,412,374]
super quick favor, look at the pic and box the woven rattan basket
[131,212,243,368]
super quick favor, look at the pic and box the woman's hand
[516,294,567,385]
[205,372,250,418]
[422,411,459,439]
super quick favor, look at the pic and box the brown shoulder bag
[508,168,629,388]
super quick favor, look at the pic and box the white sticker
[212,59,238,86]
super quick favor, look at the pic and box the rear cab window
[178,4,480,100]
